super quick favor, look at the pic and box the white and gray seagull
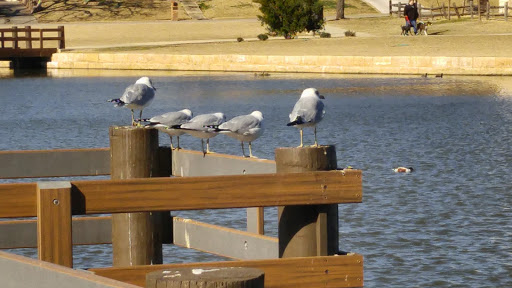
[177,112,226,155]
[216,111,264,158]
[108,77,156,126]
[287,88,325,147]
[143,109,193,150]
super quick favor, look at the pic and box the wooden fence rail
[0,26,65,50]
[390,0,510,20]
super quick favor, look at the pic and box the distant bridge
[0,25,64,67]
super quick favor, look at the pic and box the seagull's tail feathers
[287,117,305,126]
[107,98,125,107]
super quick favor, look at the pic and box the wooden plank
[173,217,278,260]
[91,254,364,288]
[71,170,362,214]
[0,216,112,249]
[0,148,110,179]
[0,183,37,218]
[37,181,73,268]
[0,251,139,288]
[171,149,275,177]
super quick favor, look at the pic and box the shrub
[254,0,325,39]
[345,30,356,37]
[237,37,244,42]
[257,34,269,41]
[319,32,331,38]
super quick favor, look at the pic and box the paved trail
[0,0,37,25]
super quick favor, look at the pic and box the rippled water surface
[1,72,511,287]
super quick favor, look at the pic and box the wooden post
[431,4,435,19]
[478,0,481,20]
[470,0,474,18]
[37,181,73,268]
[58,26,65,49]
[398,2,402,18]
[146,267,264,288]
[505,2,508,21]
[24,26,32,49]
[486,0,490,19]
[454,2,461,18]
[448,0,451,19]
[110,126,162,267]
[247,207,264,235]
[389,0,393,15]
[275,146,339,258]
[39,29,43,48]
[12,26,18,49]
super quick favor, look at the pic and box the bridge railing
[0,26,65,50]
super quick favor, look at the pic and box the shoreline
[47,52,512,76]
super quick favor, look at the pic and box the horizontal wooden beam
[173,217,278,260]
[0,216,112,249]
[0,148,110,179]
[0,183,37,218]
[172,149,275,177]
[0,251,139,288]
[71,170,362,214]
[91,254,364,288]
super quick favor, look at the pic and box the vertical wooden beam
[58,26,65,49]
[389,0,392,16]
[398,2,402,18]
[12,26,18,49]
[275,146,339,258]
[418,3,422,19]
[478,0,481,20]
[37,181,72,268]
[454,2,461,18]
[505,2,508,21]
[24,26,32,49]
[448,0,451,19]
[39,29,43,48]
[486,0,490,19]
[470,0,474,18]
[110,126,162,267]
[247,207,264,235]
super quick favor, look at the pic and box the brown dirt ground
[30,0,512,58]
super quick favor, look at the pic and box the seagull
[287,88,325,147]
[108,77,156,126]
[216,111,264,158]
[143,109,193,150]
[178,112,225,155]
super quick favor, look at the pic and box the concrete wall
[48,53,512,75]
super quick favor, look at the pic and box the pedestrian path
[0,0,37,25]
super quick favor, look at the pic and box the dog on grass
[400,24,413,36]
[417,21,432,35]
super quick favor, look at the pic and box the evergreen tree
[254,0,324,38]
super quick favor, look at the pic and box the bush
[254,0,325,39]
[345,30,356,37]
[257,34,269,41]
[237,37,244,42]
[319,32,331,38]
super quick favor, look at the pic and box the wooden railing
[0,142,364,287]
[0,26,65,54]
[390,0,510,21]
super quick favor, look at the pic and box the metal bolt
[53,199,59,205]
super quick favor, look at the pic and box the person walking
[404,0,419,35]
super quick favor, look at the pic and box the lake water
[1,71,511,287]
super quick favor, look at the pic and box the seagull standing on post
[287,88,325,147]
[108,77,156,126]
[216,111,264,158]
[143,109,193,150]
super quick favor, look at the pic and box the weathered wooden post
[146,267,264,288]
[58,26,65,49]
[454,2,461,18]
[275,146,339,257]
[24,26,32,49]
[505,2,509,21]
[448,0,451,19]
[389,0,393,16]
[478,0,482,20]
[12,26,18,49]
[486,0,490,19]
[470,0,474,18]
[110,126,163,266]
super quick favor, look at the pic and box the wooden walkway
[179,0,207,20]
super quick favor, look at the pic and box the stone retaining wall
[48,53,512,75]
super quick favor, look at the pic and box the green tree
[254,0,324,38]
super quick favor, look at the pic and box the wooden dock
[0,126,364,287]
